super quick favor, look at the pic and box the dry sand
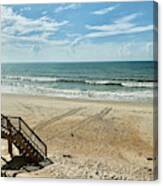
[1,93,156,180]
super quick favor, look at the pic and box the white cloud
[86,13,141,32]
[85,25,153,38]
[2,33,69,45]
[66,33,81,38]
[72,13,153,45]
[20,7,31,12]
[2,41,154,63]
[1,6,69,48]
[1,6,154,63]
[92,5,118,15]
[54,4,80,13]
[42,11,47,15]
[115,13,142,23]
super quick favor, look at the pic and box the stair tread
[1,114,47,163]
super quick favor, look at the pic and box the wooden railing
[1,114,47,159]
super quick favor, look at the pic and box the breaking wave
[1,85,153,102]
[2,75,157,88]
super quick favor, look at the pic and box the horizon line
[2,60,156,64]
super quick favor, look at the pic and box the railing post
[19,117,21,131]
[7,119,13,158]
[45,146,47,156]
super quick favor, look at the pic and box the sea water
[1,61,157,102]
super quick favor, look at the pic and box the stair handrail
[19,117,47,156]
[1,114,47,158]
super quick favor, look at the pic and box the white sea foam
[1,74,156,103]
[2,75,157,88]
[1,84,153,102]
[121,82,156,88]
[3,75,58,82]
[85,80,157,88]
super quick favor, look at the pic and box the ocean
[1,61,157,102]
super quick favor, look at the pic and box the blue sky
[1,1,157,62]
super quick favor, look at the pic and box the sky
[1,1,157,63]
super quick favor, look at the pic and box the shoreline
[1,92,153,107]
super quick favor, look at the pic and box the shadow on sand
[2,155,31,170]
[1,155,53,177]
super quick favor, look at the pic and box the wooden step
[1,114,47,163]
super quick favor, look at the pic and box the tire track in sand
[35,107,85,131]
[48,107,112,142]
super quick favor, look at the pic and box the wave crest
[2,75,157,88]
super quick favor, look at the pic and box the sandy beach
[1,93,156,180]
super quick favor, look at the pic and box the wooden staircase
[1,114,47,163]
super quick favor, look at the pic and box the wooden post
[8,138,13,158]
[7,119,13,158]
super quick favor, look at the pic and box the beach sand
[1,93,156,180]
